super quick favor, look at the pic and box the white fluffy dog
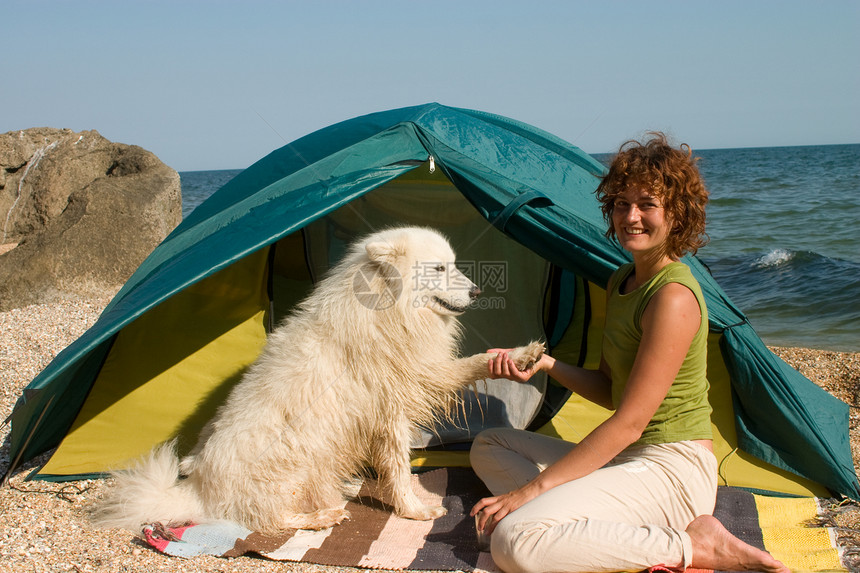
[93,226,543,534]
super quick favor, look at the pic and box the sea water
[696,144,860,352]
[180,144,860,352]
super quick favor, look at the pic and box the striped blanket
[143,468,844,572]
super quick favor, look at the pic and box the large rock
[0,128,181,310]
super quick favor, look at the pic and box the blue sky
[4,0,858,172]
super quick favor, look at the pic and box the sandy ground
[1,298,859,572]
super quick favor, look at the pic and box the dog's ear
[365,240,405,263]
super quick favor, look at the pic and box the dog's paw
[398,504,447,521]
[287,507,351,530]
[509,341,545,372]
[324,507,351,527]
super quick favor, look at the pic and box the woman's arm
[473,282,702,533]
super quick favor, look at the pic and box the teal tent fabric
[5,103,858,499]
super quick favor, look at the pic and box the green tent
[5,103,858,500]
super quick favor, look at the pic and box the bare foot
[686,515,790,573]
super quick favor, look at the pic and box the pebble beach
[2,299,859,572]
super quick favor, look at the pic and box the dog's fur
[92,226,543,534]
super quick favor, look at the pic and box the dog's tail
[90,440,205,531]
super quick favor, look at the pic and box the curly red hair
[595,132,709,259]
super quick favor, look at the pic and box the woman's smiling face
[611,186,671,257]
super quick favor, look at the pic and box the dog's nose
[469,285,481,299]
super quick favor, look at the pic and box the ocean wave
[701,250,860,351]
[753,249,796,268]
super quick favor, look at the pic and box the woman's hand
[470,485,539,535]
[486,349,546,383]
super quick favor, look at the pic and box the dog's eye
[434,265,445,272]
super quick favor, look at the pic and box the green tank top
[603,262,712,445]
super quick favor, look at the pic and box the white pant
[470,428,718,573]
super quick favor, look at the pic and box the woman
[470,133,788,573]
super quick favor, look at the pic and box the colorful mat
[143,468,845,572]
